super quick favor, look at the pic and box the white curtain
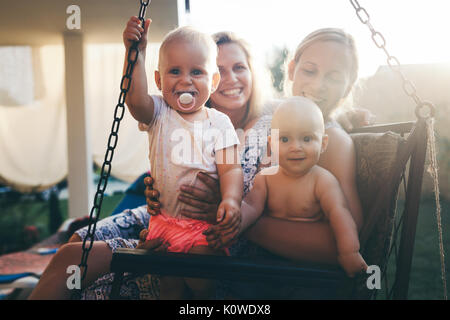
[0,43,160,192]
[0,46,45,106]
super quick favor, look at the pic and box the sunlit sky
[183,0,450,77]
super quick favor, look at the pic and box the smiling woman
[207,31,273,130]
[210,42,253,120]
[287,28,358,120]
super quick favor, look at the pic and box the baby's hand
[337,252,368,278]
[123,16,151,51]
[202,199,241,250]
[216,198,241,227]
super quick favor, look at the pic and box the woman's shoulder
[325,125,352,143]
[260,98,284,116]
[250,114,272,131]
[325,118,344,131]
[321,126,355,172]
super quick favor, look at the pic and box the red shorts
[146,212,212,253]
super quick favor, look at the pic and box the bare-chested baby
[240,96,368,277]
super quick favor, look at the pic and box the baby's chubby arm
[122,16,155,125]
[215,145,243,226]
[202,145,243,249]
[315,169,368,277]
[207,169,268,250]
[240,172,268,233]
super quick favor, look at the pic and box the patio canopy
[0,0,180,45]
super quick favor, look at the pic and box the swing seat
[110,120,427,299]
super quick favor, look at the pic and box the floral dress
[75,112,273,300]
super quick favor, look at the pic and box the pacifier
[177,92,195,111]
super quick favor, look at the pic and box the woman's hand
[135,229,169,251]
[144,176,161,216]
[177,172,221,224]
[203,198,242,250]
[179,172,242,249]
[203,220,241,250]
[336,107,376,132]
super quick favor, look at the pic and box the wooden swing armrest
[110,248,347,287]
[350,121,414,135]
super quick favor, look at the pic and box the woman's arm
[245,216,338,264]
[335,108,376,132]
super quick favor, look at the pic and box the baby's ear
[321,134,329,153]
[211,71,221,93]
[154,70,162,90]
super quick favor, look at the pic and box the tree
[267,46,288,93]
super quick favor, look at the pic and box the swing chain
[349,0,435,120]
[350,0,447,300]
[74,0,150,298]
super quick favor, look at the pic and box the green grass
[0,193,448,299]
[369,197,450,300]
[0,193,125,254]
[408,198,450,299]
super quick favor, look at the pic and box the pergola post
[63,32,93,219]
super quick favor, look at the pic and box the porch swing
[77,0,447,300]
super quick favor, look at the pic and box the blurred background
[0,0,448,299]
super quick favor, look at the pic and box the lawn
[0,191,125,254]
[0,192,448,300]
[408,197,450,299]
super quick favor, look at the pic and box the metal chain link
[73,0,151,298]
[349,0,446,300]
[349,0,435,119]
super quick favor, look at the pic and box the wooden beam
[63,32,93,219]
[0,0,180,46]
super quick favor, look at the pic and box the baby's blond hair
[158,26,218,72]
[272,96,325,133]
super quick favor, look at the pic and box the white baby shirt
[139,95,240,219]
